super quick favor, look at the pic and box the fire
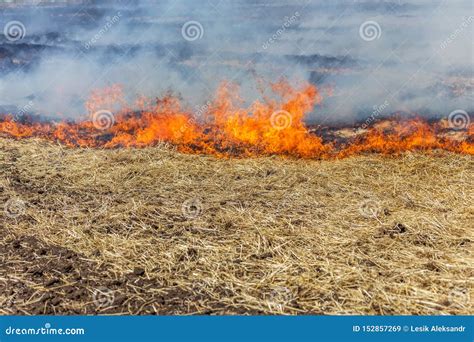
[0,80,472,158]
[339,119,474,157]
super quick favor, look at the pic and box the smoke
[0,0,472,124]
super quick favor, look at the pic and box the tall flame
[0,80,472,158]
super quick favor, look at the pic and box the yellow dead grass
[0,138,472,314]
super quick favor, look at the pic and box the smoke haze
[0,0,472,124]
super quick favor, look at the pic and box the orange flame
[0,80,472,158]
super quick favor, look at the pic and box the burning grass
[1,81,473,157]
[1,137,472,315]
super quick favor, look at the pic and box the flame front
[0,80,472,158]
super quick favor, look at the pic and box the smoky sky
[0,0,472,124]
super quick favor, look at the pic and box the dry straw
[0,138,472,315]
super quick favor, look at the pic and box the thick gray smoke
[0,0,472,124]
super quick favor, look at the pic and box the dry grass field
[0,137,472,315]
